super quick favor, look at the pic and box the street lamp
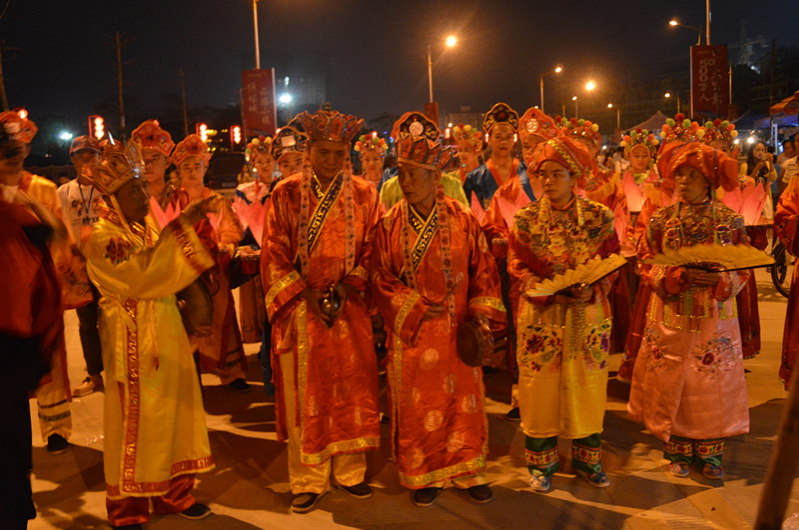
[570,81,596,119]
[252,0,260,69]
[538,66,563,114]
[665,92,681,114]
[572,96,579,119]
[428,35,458,104]
[608,103,620,130]
[669,18,702,46]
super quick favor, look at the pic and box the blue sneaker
[577,469,610,488]
[529,472,551,492]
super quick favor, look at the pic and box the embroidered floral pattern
[105,236,133,265]
[583,319,611,372]
[694,335,738,381]
[644,325,665,372]
[519,324,563,373]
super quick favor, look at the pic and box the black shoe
[466,485,493,504]
[179,502,212,519]
[292,492,322,513]
[505,407,521,422]
[111,525,142,530]
[412,487,441,507]
[227,378,252,393]
[340,481,373,499]
[47,434,70,454]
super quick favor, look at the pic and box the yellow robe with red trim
[85,208,215,497]
[262,174,381,465]
[371,197,506,488]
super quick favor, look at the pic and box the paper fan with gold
[525,254,628,298]
[641,243,773,271]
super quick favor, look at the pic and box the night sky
[1,0,796,142]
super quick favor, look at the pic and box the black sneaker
[340,481,373,499]
[179,502,212,519]
[466,485,493,504]
[505,407,521,422]
[412,487,441,507]
[227,378,252,393]
[291,492,322,513]
[47,434,70,454]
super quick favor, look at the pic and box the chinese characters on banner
[690,45,729,119]
[241,69,277,137]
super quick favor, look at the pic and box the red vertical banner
[241,69,277,137]
[424,102,439,128]
[690,45,729,118]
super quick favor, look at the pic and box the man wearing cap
[379,112,468,210]
[0,110,80,455]
[130,119,175,214]
[84,146,217,529]
[261,107,381,513]
[57,135,105,397]
[371,115,505,507]
[463,103,521,222]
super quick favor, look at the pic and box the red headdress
[527,136,594,181]
[130,120,175,157]
[557,117,601,150]
[0,110,37,144]
[393,113,453,171]
[172,134,210,167]
[483,102,520,133]
[245,136,273,163]
[660,113,701,146]
[518,108,558,142]
[294,107,362,143]
[272,127,309,161]
[657,141,739,192]
[701,119,738,148]
[620,128,659,158]
[354,133,388,158]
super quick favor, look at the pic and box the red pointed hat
[657,141,739,192]
[173,134,210,167]
[518,108,558,142]
[130,120,175,157]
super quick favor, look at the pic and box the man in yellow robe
[262,108,381,513]
[84,146,216,530]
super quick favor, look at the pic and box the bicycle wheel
[771,242,793,298]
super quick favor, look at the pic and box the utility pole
[116,31,126,140]
[179,69,189,137]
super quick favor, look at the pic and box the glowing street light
[572,96,579,118]
[58,131,74,141]
[428,35,459,104]
[585,80,597,91]
[669,18,702,46]
[664,91,682,114]
[539,65,564,114]
[279,93,292,104]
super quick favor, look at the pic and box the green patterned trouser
[525,433,602,477]
[664,436,724,467]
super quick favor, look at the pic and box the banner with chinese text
[690,45,729,118]
[241,69,277,137]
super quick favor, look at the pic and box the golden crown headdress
[294,107,363,143]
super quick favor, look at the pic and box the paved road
[29,271,799,529]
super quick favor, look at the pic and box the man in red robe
[371,116,506,507]
[261,107,381,513]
